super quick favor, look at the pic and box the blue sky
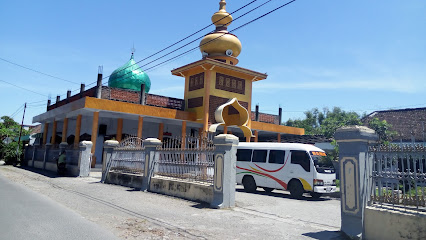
[1,0,425,126]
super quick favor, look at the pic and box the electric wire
[0,79,48,97]
[9,104,24,118]
[0,57,80,85]
[137,0,299,74]
[100,0,278,85]
[99,0,263,83]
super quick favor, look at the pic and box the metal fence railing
[154,135,216,184]
[107,137,146,175]
[109,150,146,174]
[370,144,426,212]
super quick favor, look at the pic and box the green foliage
[285,107,362,138]
[367,117,396,144]
[0,116,30,164]
[285,108,395,165]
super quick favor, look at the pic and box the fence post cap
[59,142,68,147]
[79,141,93,148]
[214,134,239,145]
[104,140,119,148]
[45,143,52,146]
[143,138,162,145]
[335,125,378,142]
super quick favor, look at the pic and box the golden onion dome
[200,0,242,64]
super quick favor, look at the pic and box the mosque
[32,0,304,167]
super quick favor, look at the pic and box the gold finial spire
[212,0,232,27]
[219,0,227,12]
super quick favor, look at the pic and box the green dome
[108,54,151,92]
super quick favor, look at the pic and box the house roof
[363,107,426,142]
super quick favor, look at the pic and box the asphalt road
[0,166,345,239]
[0,173,118,240]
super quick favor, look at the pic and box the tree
[285,107,394,165]
[285,107,362,138]
[365,117,395,144]
[0,116,30,164]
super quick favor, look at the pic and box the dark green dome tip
[108,54,151,92]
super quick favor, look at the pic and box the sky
[1,0,425,126]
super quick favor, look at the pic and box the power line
[10,104,24,118]
[141,0,298,73]
[101,0,262,81]
[5,0,297,106]
[0,79,48,97]
[0,57,80,85]
[102,0,278,85]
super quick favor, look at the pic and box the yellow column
[254,130,258,142]
[202,70,211,133]
[116,118,123,142]
[223,125,228,134]
[158,123,164,141]
[137,116,143,139]
[43,122,49,145]
[51,120,57,144]
[61,118,68,143]
[181,121,187,149]
[247,80,253,129]
[90,112,99,167]
[277,133,281,142]
[74,115,82,145]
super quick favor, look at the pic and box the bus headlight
[313,179,324,186]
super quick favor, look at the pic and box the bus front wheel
[289,180,304,199]
[242,176,257,193]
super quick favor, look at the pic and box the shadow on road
[15,166,70,179]
[235,188,334,202]
[302,230,349,240]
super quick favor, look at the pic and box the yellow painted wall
[251,121,305,135]
[84,97,196,121]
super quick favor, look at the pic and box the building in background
[363,107,426,144]
[31,0,304,167]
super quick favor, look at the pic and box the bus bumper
[313,186,336,193]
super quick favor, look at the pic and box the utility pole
[15,102,27,165]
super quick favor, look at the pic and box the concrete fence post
[59,142,68,153]
[102,140,119,182]
[334,126,378,239]
[31,144,38,167]
[211,134,239,209]
[78,141,93,177]
[43,143,52,170]
[141,138,162,192]
[23,145,29,166]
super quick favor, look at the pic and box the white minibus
[236,142,337,199]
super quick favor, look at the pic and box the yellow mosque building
[32,0,304,167]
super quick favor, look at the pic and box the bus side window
[269,150,285,164]
[237,149,252,162]
[290,150,310,172]
[252,150,267,163]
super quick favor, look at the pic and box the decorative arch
[209,98,253,139]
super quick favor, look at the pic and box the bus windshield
[310,151,335,174]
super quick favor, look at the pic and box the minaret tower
[172,0,267,138]
[199,0,242,65]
